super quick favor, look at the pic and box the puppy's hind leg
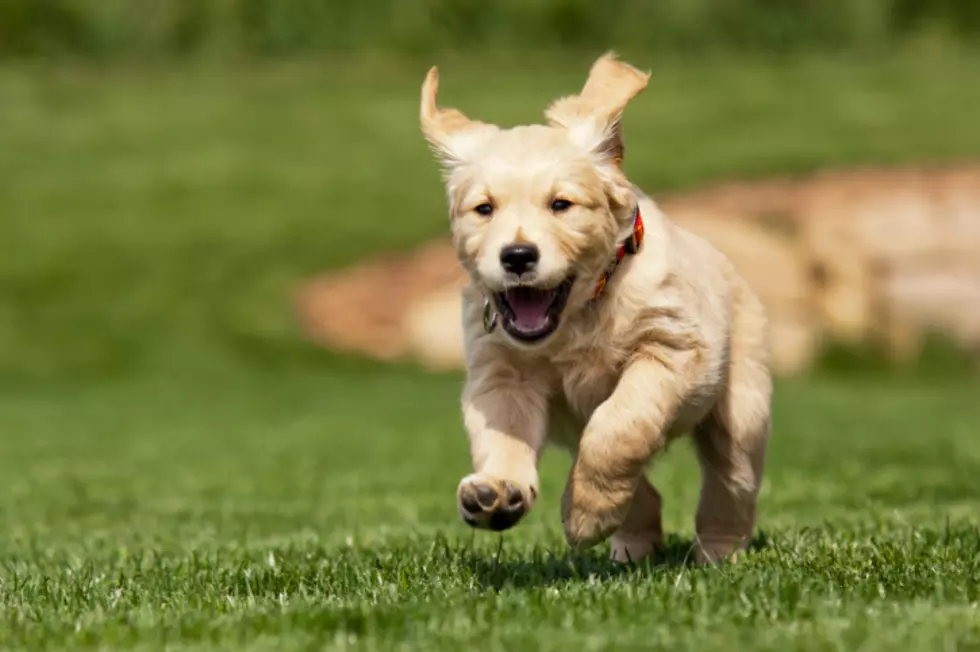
[692,411,769,564]
[610,475,663,563]
[692,297,772,564]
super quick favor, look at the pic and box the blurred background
[1,0,979,385]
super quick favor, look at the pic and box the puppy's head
[420,53,649,346]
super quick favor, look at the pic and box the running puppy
[419,53,772,564]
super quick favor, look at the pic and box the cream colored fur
[419,53,772,564]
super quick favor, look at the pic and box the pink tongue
[506,288,554,331]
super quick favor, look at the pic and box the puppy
[419,53,772,564]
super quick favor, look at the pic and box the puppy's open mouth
[494,276,575,343]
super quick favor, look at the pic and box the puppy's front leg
[457,358,548,532]
[562,354,686,549]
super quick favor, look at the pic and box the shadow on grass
[466,532,771,590]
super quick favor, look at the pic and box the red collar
[592,205,644,298]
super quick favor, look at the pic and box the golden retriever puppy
[419,52,772,564]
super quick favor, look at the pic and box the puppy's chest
[551,348,623,420]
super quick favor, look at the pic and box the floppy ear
[420,66,497,169]
[545,52,650,166]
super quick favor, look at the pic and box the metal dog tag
[483,297,498,334]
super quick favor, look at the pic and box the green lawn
[1,370,978,649]
[1,52,980,649]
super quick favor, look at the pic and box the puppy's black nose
[500,244,539,275]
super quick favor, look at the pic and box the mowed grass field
[1,52,980,649]
[2,371,979,650]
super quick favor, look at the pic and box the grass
[1,368,979,649]
[1,51,980,649]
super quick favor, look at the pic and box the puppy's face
[420,53,650,346]
[444,127,622,345]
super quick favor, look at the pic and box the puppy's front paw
[457,474,536,532]
[561,473,634,550]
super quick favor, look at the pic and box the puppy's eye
[474,202,494,217]
[550,199,573,213]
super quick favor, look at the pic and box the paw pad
[457,476,533,532]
